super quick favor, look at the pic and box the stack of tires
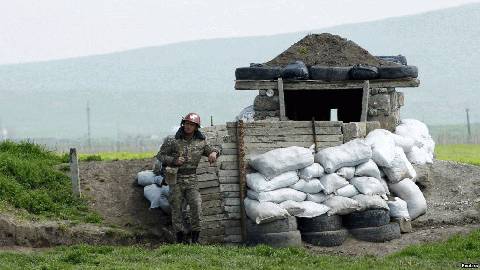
[246,216,302,248]
[297,214,348,247]
[343,209,401,242]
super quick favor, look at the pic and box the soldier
[156,113,220,244]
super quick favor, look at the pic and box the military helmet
[182,112,201,127]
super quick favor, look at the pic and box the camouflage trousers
[169,174,202,233]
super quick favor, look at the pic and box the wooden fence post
[69,148,81,197]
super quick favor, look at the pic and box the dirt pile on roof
[266,33,398,67]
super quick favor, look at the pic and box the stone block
[342,122,367,143]
[369,93,391,114]
[366,121,381,134]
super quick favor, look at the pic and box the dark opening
[284,89,363,122]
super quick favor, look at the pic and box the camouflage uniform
[156,130,220,233]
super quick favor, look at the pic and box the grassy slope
[0,229,478,269]
[0,141,101,223]
[435,144,480,166]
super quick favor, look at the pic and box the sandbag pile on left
[137,161,171,214]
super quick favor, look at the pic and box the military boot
[175,232,184,244]
[191,231,200,244]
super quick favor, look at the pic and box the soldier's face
[183,121,197,134]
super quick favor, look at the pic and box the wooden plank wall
[196,121,344,244]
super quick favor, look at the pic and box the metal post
[69,148,81,197]
[211,115,213,127]
[236,120,247,242]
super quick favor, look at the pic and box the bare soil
[80,158,174,241]
[265,33,399,67]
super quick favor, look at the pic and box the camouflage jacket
[156,128,220,175]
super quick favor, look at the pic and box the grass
[435,144,480,166]
[0,229,478,269]
[76,151,156,162]
[0,140,101,223]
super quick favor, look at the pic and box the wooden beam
[278,78,286,121]
[361,80,370,122]
[235,78,420,90]
[69,148,80,197]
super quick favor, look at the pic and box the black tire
[309,66,351,81]
[378,65,418,79]
[297,214,343,233]
[247,230,302,248]
[301,229,348,247]
[376,55,408,66]
[253,95,279,111]
[281,61,309,79]
[349,223,401,242]
[247,216,298,234]
[349,65,379,80]
[235,66,281,80]
[343,209,390,229]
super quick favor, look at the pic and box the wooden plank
[201,192,222,202]
[239,127,342,136]
[220,161,238,170]
[220,184,240,192]
[218,170,239,177]
[223,192,241,198]
[197,173,217,182]
[224,198,241,206]
[361,80,370,122]
[218,176,239,184]
[203,200,222,208]
[198,180,219,189]
[196,166,217,175]
[234,78,420,90]
[226,121,343,128]
[203,207,224,216]
[224,206,241,213]
[230,134,343,143]
[69,148,80,197]
[278,78,286,121]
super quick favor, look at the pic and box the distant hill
[0,3,479,139]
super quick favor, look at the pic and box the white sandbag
[143,184,170,213]
[396,119,430,138]
[319,173,349,194]
[246,171,299,192]
[389,179,427,220]
[383,147,417,183]
[244,198,290,224]
[352,194,389,211]
[379,177,390,195]
[298,163,325,180]
[314,139,372,173]
[306,192,332,203]
[137,170,163,186]
[355,159,381,179]
[336,167,355,180]
[236,105,255,123]
[279,200,305,216]
[387,197,410,220]
[365,129,396,168]
[406,146,430,165]
[391,133,415,153]
[295,201,330,218]
[290,179,323,194]
[247,189,259,200]
[334,184,359,198]
[324,196,361,216]
[255,188,307,203]
[350,177,386,196]
[249,146,314,178]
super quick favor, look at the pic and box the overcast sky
[1,0,479,64]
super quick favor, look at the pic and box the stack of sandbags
[395,119,435,165]
[137,170,170,213]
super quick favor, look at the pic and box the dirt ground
[265,33,399,67]
[75,158,480,256]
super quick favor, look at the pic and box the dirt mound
[80,158,174,242]
[265,33,398,67]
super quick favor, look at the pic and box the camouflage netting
[265,33,399,67]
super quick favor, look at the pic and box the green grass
[76,151,156,162]
[0,140,101,223]
[0,229,478,269]
[435,144,480,166]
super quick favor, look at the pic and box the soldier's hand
[208,152,218,165]
[174,157,185,166]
